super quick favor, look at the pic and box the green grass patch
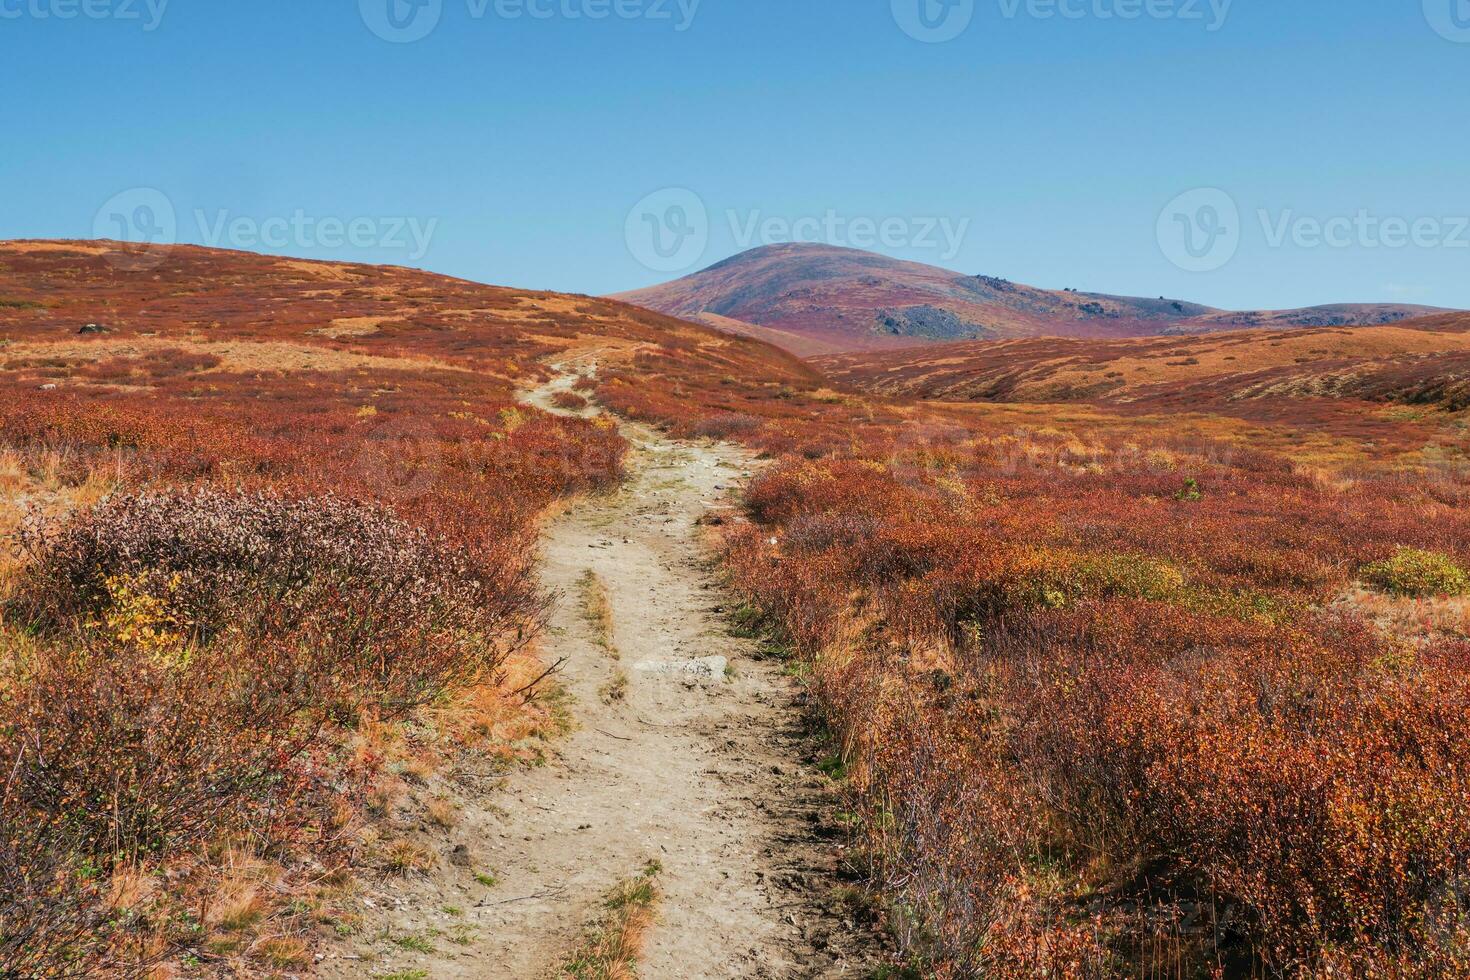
[1362,548,1470,598]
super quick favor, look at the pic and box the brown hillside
[817,314,1470,412]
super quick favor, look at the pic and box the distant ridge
[613,243,1450,354]
[816,312,1470,411]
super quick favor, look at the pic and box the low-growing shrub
[0,731,112,978]
[1073,552,1188,602]
[0,635,312,859]
[0,487,546,974]
[688,412,762,440]
[1362,547,1470,598]
[11,488,541,714]
[551,390,589,411]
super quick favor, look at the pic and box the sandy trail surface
[322,364,882,978]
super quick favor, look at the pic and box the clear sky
[2,0,1467,311]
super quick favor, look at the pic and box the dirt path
[322,364,882,978]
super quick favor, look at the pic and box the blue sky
[2,0,1467,310]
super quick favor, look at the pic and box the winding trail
[325,363,882,978]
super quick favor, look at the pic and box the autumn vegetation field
[0,241,803,976]
[604,323,1470,976]
[3,240,1470,977]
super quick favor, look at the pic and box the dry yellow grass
[208,882,267,932]
[276,258,363,282]
[249,934,311,968]
[557,862,663,980]
[425,797,460,829]
[309,315,390,339]
[579,570,618,659]
[202,850,276,932]
[428,649,572,757]
[0,447,117,592]
[938,399,1427,474]
[1337,585,1470,642]
[106,864,157,916]
[7,337,472,380]
[380,839,436,877]
[124,648,572,973]
[7,240,111,255]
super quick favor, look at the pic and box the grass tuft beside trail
[558,861,663,980]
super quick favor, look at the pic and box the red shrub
[550,390,589,411]
[618,353,1470,975]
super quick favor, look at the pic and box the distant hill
[614,243,1449,354]
[0,239,815,387]
[815,312,1470,411]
